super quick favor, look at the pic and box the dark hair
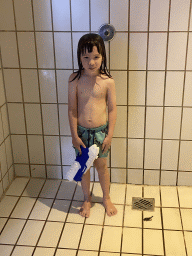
[70,33,112,82]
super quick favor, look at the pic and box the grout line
[176,186,188,256]
[8,177,44,255]
[176,0,192,186]
[30,179,63,256]
[49,0,63,180]
[159,0,172,186]
[159,186,166,256]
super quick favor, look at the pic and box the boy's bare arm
[107,78,117,138]
[68,73,78,139]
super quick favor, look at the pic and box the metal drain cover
[132,197,155,211]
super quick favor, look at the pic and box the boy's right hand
[72,137,86,155]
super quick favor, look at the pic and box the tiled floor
[0,177,192,256]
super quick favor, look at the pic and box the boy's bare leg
[80,168,91,218]
[94,157,117,216]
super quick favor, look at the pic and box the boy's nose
[89,59,94,65]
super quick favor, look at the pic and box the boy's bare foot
[79,197,91,218]
[103,197,118,217]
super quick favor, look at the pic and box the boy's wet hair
[70,33,112,82]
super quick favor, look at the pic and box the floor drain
[132,197,155,211]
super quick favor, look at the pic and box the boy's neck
[82,69,100,78]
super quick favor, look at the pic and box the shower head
[98,23,116,41]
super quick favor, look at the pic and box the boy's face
[80,46,103,76]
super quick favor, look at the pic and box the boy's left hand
[102,136,112,154]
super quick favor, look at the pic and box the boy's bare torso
[76,72,109,128]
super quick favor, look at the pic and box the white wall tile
[11,135,28,164]
[31,165,46,178]
[161,170,177,186]
[186,34,192,70]
[128,139,143,169]
[183,72,192,106]
[1,32,19,68]
[145,139,161,170]
[7,103,25,134]
[44,136,61,165]
[146,107,163,139]
[169,0,190,31]
[0,72,6,107]
[111,71,127,106]
[181,108,192,140]
[179,141,192,171]
[163,107,181,139]
[0,111,4,145]
[113,106,127,138]
[3,70,22,102]
[91,0,109,31]
[28,135,45,164]
[17,32,36,68]
[130,0,149,31]
[144,170,160,185]
[21,70,40,103]
[39,70,57,103]
[54,33,73,69]
[111,138,126,168]
[33,0,52,31]
[147,71,165,106]
[165,72,184,106]
[167,33,188,70]
[52,0,71,31]
[128,71,146,105]
[110,33,128,70]
[149,0,169,31]
[71,0,89,31]
[111,168,126,184]
[14,0,33,31]
[148,33,167,70]
[162,140,179,171]
[61,137,75,166]
[36,32,55,69]
[128,107,145,138]
[59,104,70,136]
[25,104,42,134]
[110,0,128,31]
[57,70,71,104]
[129,33,148,70]
[47,166,62,179]
[0,0,15,30]
[128,169,143,185]
[14,164,30,177]
[42,104,59,135]
[178,172,192,186]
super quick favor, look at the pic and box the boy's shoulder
[68,72,78,83]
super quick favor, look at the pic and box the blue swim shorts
[73,122,110,158]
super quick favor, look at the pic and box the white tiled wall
[0,0,192,194]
